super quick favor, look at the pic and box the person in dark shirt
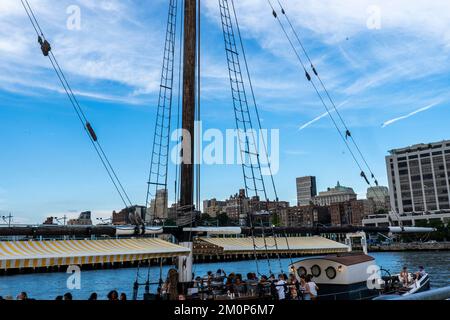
[88,293,98,301]
[63,293,73,301]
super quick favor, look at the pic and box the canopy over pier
[0,238,190,271]
[196,236,349,256]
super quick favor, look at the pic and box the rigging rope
[146,0,178,227]
[270,0,400,225]
[266,0,365,175]
[21,0,132,208]
[219,0,265,276]
[275,0,386,191]
[265,0,393,211]
[230,0,278,202]
[220,0,288,274]
[230,0,288,272]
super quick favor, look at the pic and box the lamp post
[54,215,67,226]
[1,213,13,227]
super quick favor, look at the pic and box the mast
[180,0,197,209]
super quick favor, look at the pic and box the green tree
[271,213,282,227]
[200,213,212,224]
[217,213,230,226]
[164,219,176,227]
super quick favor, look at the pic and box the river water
[0,251,448,300]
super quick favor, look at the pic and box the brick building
[281,205,331,227]
[329,200,373,226]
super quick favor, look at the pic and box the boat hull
[311,282,379,300]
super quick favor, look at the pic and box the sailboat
[5,0,436,300]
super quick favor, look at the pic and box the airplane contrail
[382,101,441,128]
[299,111,331,131]
[299,101,348,131]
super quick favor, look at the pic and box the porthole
[326,266,337,280]
[297,267,307,277]
[311,265,321,277]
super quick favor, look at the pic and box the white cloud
[205,1,450,88]
[0,0,167,103]
[0,0,449,120]
[382,101,442,128]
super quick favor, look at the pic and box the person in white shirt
[306,275,319,300]
[415,266,426,280]
[276,274,287,300]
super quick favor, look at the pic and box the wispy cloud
[382,101,442,128]
[284,150,308,156]
[0,0,166,102]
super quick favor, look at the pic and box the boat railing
[374,286,450,300]
[315,287,380,301]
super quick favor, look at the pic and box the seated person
[399,266,410,286]
[414,266,426,280]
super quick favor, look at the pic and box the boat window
[311,265,321,277]
[297,267,307,278]
[326,266,337,280]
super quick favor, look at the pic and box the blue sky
[1,0,449,223]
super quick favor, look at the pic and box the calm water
[0,251,448,300]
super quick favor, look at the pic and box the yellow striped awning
[0,238,190,270]
[199,236,349,255]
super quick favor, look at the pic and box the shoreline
[367,242,450,252]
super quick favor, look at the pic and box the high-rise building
[313,182,357,206]
[203,198,227,217]
[225,189,249,224]
[68,211,93,226]
[296,176,317,206]
[367,186,390,212]
[386,140,450,214]
[329,200,373,226]
[147,189,168,221]
[281,205,330,228]
[113,206,146,225]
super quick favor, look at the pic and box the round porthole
[297,267,307,277]
[311,265,321,277]
[326,266,337,280]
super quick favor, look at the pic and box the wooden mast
[180,0,197,209]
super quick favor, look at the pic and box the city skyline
[1,0,450,223]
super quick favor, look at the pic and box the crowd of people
[184,269,320,300]
[0,290,129,301]
[1,269,322,301]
